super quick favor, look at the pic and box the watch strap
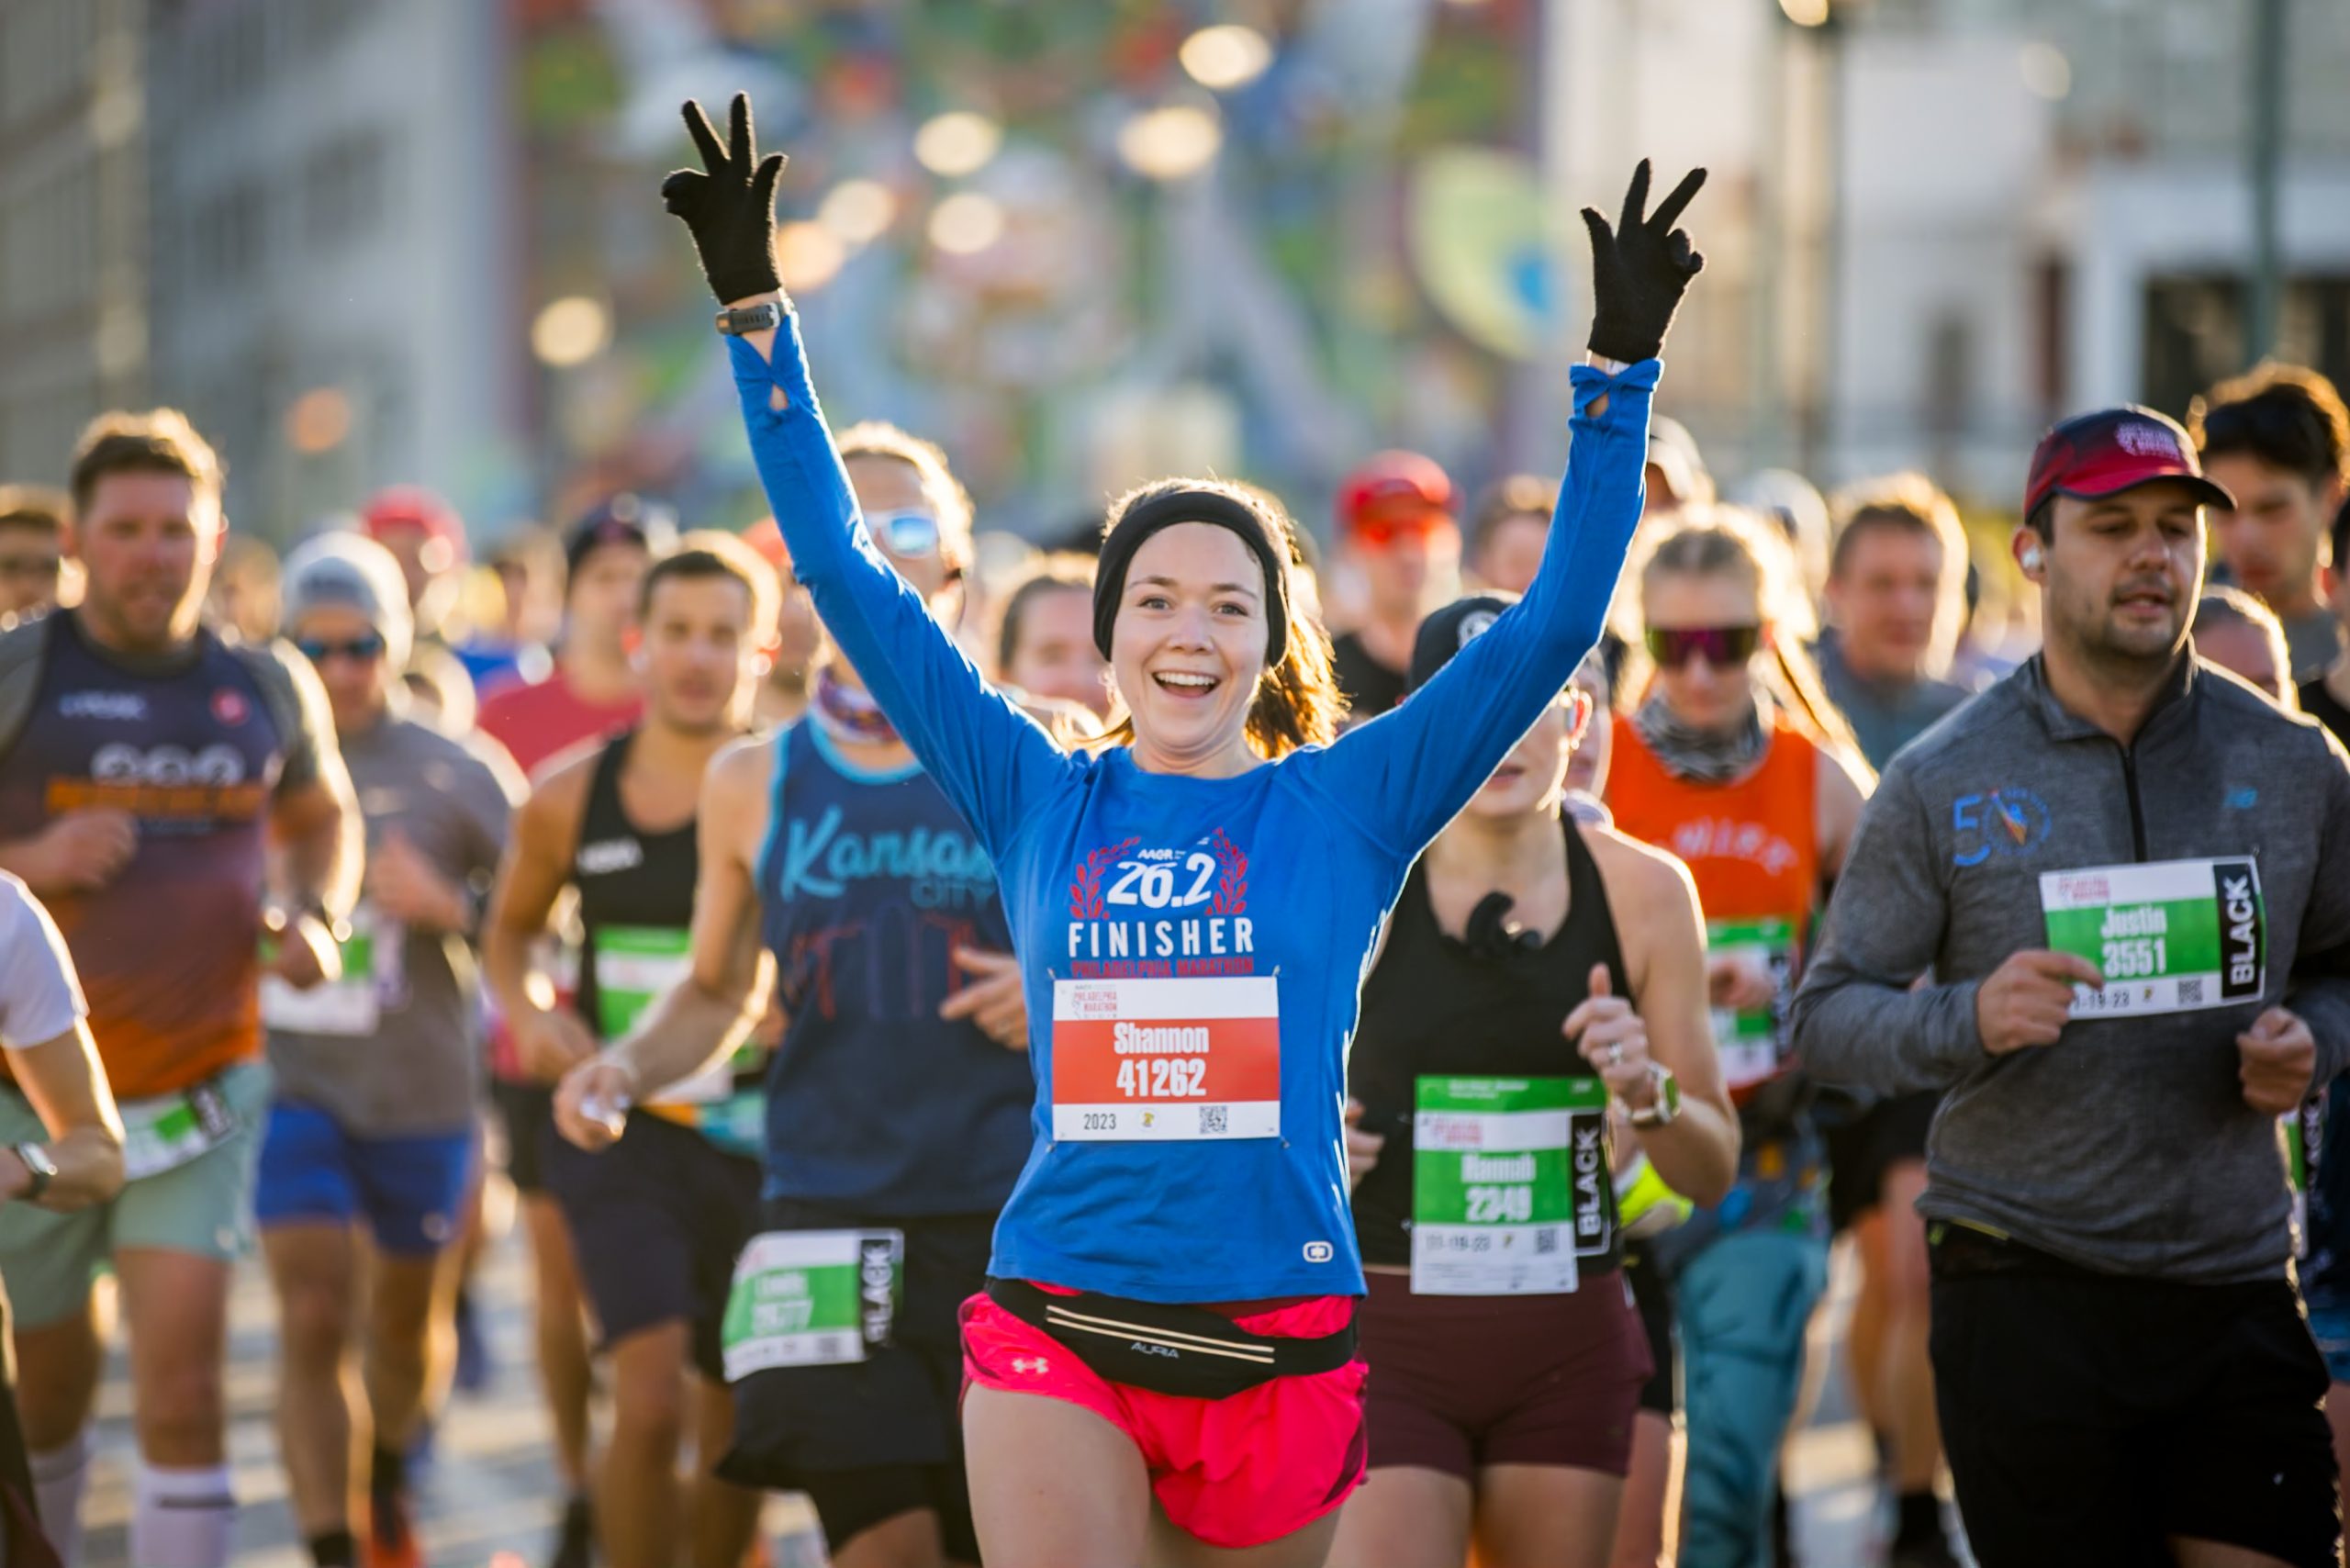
[12,1142,52,1202]
[715,300,785,336]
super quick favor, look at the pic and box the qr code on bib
[2177,978,2204,1005]
[1535,1228,1559,1255]
[1199,1105,1227,1135]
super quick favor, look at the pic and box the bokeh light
[2020,41,2072,101]
[819,179,898,246]
[928,192,1006,256]
[1179,26,1274,93]
[778,221,848,292]
[530,296,610,367]
[1117,105,1223,182]
[283,386,351,454]
[914,111,1002,177]
[1779,0,1831,26]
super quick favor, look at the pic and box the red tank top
[1606,714,1821,1096]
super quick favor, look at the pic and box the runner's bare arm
[483,755,599,1081]
[4,1020,124,1211]
[600,735,774,1097]
[1600,833,1739,1204]
[1814,745,1872,883]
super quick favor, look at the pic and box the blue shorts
[255,1100,476,1256]
[2305,1300,2350,1386]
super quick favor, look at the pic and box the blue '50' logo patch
[1952,788,2051,867]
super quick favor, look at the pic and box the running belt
[984,1278,1356,1399]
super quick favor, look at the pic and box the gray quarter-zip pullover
[1791,651,2350,1282]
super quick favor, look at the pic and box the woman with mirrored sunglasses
[1600,507,1874,1568]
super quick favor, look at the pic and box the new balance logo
[60,691,146,721]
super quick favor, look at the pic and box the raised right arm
[722,316,1071,851]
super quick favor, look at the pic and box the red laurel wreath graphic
[1207,828,1248,915]
[1069,837,1139,919]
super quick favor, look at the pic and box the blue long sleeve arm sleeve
[1302,360,1657,858]
[727,319,1074,856]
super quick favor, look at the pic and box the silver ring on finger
[1605,1042,1625,1067]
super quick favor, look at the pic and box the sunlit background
[3,0,2346,553]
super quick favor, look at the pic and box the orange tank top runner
[1606,714,1820,1099]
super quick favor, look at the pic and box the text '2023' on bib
[1412,1075,1612,1296]
[1050,975,1279,1141]
[2039,857,2265,1018]
[721,1228,903,1380]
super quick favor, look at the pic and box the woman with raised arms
[645,95,1702,1568]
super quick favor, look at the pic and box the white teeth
[1157,672,1216,689]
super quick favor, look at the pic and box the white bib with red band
[1049,975,1280,1141]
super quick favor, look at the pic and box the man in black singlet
[484,542,778,1568]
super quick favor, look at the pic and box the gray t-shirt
[265,712,520,1136]
[0,871,84,1050]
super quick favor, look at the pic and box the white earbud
[2020,543,2043,571]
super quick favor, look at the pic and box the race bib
[2040,857,2265,1018]
[119,1081,237,1182]
[259,908,384,1037]
[1050,976,1280,1141]
[721,1229,903,1380]
[1705,916,1796,1089]
[1411,1076,1611,1296]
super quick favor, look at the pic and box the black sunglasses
[1644,624,1762,669]
[297,633,388,665]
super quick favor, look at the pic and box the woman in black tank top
[1330,599,1739,1568]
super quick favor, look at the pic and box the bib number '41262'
[1050,975,1279,1141]
[2040,857,2264,1018]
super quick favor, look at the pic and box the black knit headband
[1091,489,1292,665]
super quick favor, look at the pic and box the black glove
[661,94,787,305]
[1580,160,1707,364]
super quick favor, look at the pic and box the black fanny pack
[984,1277,1357,1400]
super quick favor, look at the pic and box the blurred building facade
[145,0,525,540]
[1556,0,2350,503]
[0,0,151,486]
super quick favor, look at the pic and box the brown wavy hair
[1097,477,1342,759]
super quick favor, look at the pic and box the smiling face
[2034,482,2205,671]
[1110,521,1269,773]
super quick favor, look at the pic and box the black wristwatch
[11,1142,55,1203]
[715,300,785,336]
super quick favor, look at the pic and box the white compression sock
[28,1428,91,1567]
[129,1462,236,1568]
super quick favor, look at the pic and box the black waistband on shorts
[983,1277,1357,1400]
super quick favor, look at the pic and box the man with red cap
[1329,452,1459,721]
[1793,404,2350,1567]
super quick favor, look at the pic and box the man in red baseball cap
[1330,451,1460,721]
[1796,401,2350,1566]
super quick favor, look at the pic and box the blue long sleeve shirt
[728,321,1655,1301]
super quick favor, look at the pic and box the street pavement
[68,1209,1922,1567]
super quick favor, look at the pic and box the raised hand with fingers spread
[662,93,787,305]
[1580,160,1707,364]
